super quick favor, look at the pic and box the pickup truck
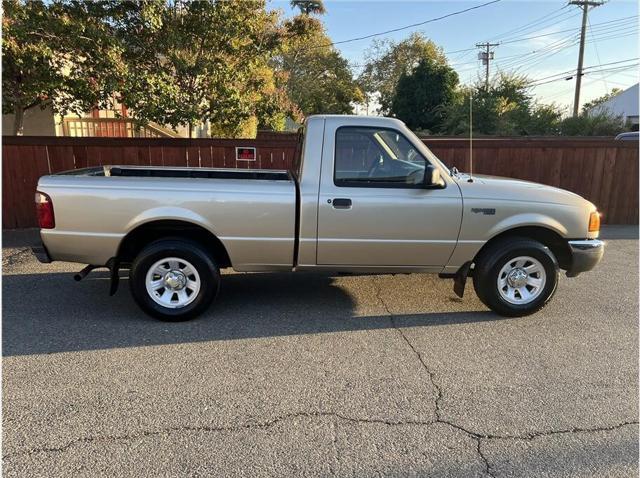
[33,115,604,321]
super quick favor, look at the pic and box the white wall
[591,83,639,124]
[2,104,57,136]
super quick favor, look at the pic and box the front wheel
[129,239,220,321]
[473,237,559,317]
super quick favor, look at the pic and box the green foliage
[277,15,363,116]
[558,113,627,136]
[358,33,448,115]
[114,0,292,137]
[3,0,296,137]
[5,0,626,139]
[389,58,458,132]
[582,88,622,114]
[441,74,563,136]
[2,0,123,134]
[290,0,326,15]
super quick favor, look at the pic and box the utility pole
[570,0,605,117]
[476,42,498,90]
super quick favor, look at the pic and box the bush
[558,113,627,136]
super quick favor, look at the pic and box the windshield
[401,127,452,174]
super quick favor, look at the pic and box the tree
[2,0,122,135]
[389,58,458,132]
[290,0,326,15]
[277,15,363,117]
[441,74,562,136]
[581,88,622,115]
[115,0,293,138]
[358,33,447,115]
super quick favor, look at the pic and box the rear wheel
[473,237,558,317]
[129,239,219,321]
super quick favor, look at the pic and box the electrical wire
[529,63,639,87]
[497,15,638,45]
[481,4,573,42]
[307,0,502,50]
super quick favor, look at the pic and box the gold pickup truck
[32,115,604,321]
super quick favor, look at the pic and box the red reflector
[35,191,55,229]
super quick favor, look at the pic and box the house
[3,92,297,138]
[2,94,210,138]
[2,104,57,136]
[589,83,639,130]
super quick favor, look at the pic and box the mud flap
[453,262,472,298]
[107,258,120,296]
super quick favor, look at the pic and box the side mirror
[424,164,445,188]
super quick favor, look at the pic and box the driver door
[316,119,462,267]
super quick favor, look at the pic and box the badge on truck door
[236,147,256,161]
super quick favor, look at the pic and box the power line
[497,14,636,45]
[450,14,636,81]
[529,58,638,83]
[529,64,638,87]
[527,59,639,87]
[494,32,579,71]
[588,16,609,93]
[584,58,640,70]
[481,4,573,42]
[307,0,502,50]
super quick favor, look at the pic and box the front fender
[486,213,568,238]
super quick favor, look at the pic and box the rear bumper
[31,244,52,263]
[566,239,604,277]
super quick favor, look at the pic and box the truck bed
[39,166,297,270]
[55,165,292,181]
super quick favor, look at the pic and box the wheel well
[117,220,232,268]
[474,226,571,270]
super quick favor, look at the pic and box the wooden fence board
[2,135,637,228]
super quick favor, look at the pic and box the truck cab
[296,115,461,272]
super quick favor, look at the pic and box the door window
[334,127,426,188]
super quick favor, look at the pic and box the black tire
[472,237,559,317]
[129,238,219,321]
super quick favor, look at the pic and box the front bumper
[31,244,52,263]
[566,239,604,277]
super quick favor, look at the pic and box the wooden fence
[2,135,637,228]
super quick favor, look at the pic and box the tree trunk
[13,106,25,136]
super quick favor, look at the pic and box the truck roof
[305,114,405,127]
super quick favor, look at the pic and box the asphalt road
[2,227,638,477]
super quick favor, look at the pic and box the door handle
[331,198,352,209]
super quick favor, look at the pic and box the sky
[269,0,639,114]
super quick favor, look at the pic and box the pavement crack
[373,276,491,475]
[476,439,496,478]
[4,407,636,473]
[372,276,443,421]
[2,411,436,460]
[371,276,637,478]
[476,420,640,441]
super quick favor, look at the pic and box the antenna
[468,89,474,183]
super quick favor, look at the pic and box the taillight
[588,211,600,233]
[35,191,55,229]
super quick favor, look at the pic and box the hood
[453,173,590,208]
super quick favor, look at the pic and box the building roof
[590,83,639,119]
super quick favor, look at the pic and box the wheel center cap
[164,271,187,290]
[507,268,528,288]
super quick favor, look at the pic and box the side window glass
[334,127,426,187]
